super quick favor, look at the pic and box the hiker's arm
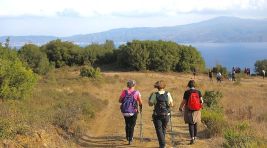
[168,93,174,107]
[119,90,125,103]
[148,93,155,106]
[179,99,186,111]
[119,97,123,103]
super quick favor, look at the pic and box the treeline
[0,39,206,99]
[117,40,205,72]
[16,39,206,74]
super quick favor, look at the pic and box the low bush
[0,47,37,99]
[203,90,222,108]
[202,108,226,137]
[19,44,50,75]
[223,122,266,148]
[80,66,101,79]
[202,90,226,137]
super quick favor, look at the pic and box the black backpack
[154,92,169,115]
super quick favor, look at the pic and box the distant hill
[1,16,267,47]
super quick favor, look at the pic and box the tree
[0,46,36,99]
[19,44,50,75]
[4,37,10,48]
[42,39,82,68]
[117,40,205,72]
[254,59,267,74]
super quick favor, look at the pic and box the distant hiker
[179,80,203,145]
[192,67,196,79]
[149,80,173,148]
[119,80,142,145]
[263,70,266,79]
[228,72,232,81]
[216,72,222,82]
[232,70,236,81]
[208,69,213,81]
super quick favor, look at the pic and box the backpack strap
[164,91,170,109]
[155,91,169,108]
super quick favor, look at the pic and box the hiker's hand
[139,105,142,113]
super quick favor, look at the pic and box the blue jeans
[153,115,169,148]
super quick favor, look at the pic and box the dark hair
[154,80,166,90]
[187,80,195,88]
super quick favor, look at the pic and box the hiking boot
[190,139,195,145]
[128,138,133,145]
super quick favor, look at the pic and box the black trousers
[124,114,137,141]
[153,115,169,148]
[188,123,198,138]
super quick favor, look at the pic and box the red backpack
[187,90,202,111]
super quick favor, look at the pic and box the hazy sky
[1,0,267,36]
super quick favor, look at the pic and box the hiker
[149,80,173,148]
[263,70,266,79]
[192,67,196,79]
[232,70,236,81]
[179,80,203,145]
[208,69,213,81]
[119,80,142,145]
[216,72,222,82]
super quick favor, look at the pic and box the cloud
[56,8,80,17]
[0,0,266,18]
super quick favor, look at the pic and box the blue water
[189,42,267,72]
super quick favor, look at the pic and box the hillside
[1,16,267,47]
[1,68,267,147]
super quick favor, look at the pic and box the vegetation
[117,40,205,72]
[223,122,265,148]
[80,66,101,79]
[202,90,226,137]
[254,59,267,74]
[212,64,228,76]
[0,46,36,99]
[19,44,50,75]
[0,67,107,141]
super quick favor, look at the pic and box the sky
[0,0,267,36]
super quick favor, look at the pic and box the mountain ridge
[1,16,267,47]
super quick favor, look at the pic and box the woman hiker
[119,80,142,145]
[149,80,173,148]
[179,80,203,145]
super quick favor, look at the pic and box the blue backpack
[120,90,138,113]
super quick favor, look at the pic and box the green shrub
[80,66,101,79]
[0,47,37,99]
[212,64,228,76]
[202,108,226,137]
[254,59,267,75]
[19,44,50,75]
[203,90,223,108]
[223,123,265,148]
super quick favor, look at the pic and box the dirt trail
[78,72,216,148]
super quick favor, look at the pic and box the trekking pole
[170,110,173,133]
[139,111,143,142]
[169,110,174,145]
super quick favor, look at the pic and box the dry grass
[1,67,267,147]
[102,71,267,144]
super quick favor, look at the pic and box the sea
[188,42,267,72]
